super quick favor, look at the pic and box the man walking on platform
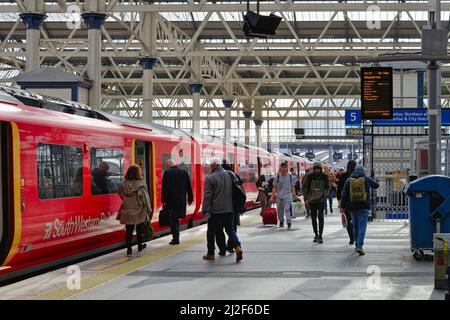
[270,162,298,229]
[202,158,243,262]
[161,159,193,245]
[337,160,357,245]
[341,165,379,256]
[303,162,330,243]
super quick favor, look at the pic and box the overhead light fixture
[242,1,282,38]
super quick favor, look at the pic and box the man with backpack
[202,158,243,262]
[341,165,379,256]
[303,162,330,243]
[217,162,245,255]
[270,162,298,229]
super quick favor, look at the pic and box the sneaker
[356,248,365,256]
[203,254,215,261]
[279,221,284,228]
[318,235,323,244]
[235,246,243,262]
[218,251,226,256]
[313,235,319,242]
[169,240,180,245]
[126,248,132,255]
[138,243,147,252]
[287,223,291,229]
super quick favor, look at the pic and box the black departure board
[361,67,393,120]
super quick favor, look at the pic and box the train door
[135,140,153,208]
[0,122,12,264]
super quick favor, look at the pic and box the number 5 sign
[345,110,362,126]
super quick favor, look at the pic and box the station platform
[0,207,445,300]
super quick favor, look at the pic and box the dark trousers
[208,212,241,255]
[170,213,180,242]
[344,209,355,243]
[310,202,325,236]
[126,223,144,249]
[216,213,240,251]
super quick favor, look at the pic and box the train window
[203,158,212,176]
[238,163,247,183]
[248,164,256,183]
[37,143,83,199]
[162,153,172,175]
[179,156,191,176]
[91,148,123,195]
[227,153,235,171]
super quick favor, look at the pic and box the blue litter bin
[407,175,450,261]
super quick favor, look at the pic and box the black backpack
[227,171,247,214]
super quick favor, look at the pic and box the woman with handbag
[117,164,153,255]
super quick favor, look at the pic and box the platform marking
[32,213,260,300]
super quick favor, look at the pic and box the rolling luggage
[262,206,277,225]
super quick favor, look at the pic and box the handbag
[292,201,305,218]
[142,215,154,241]
[158,207,172,227]
[341,210,348,228]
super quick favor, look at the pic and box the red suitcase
[262,207,278,225]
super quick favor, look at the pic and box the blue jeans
[351,209,369,249]
[215,213,240,252]
[207,212,241,255]
[329,190,335,209]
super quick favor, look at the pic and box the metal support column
[254,119,263,149]
[139,57,157,121]
[243,111,253,146]
[223,99,233,143]
[82,11,106,110]
[190,50,202,137]
[426,0,442,174]
[20,9,46,72]
[140,11,157,122]
[190,83,203,136]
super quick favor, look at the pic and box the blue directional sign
[345,109,450,126]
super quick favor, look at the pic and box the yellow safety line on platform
[32,213,260,300]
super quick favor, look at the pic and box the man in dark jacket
[341,165,379,256]
[302,162,329,243]
[336,160,357,245]
[161,159,193,245]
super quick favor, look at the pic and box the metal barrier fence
[371,174,409,222]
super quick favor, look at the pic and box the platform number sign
[361,67,393,120]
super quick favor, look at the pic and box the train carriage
[0,86,311,283]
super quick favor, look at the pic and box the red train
[0,86,312,283]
